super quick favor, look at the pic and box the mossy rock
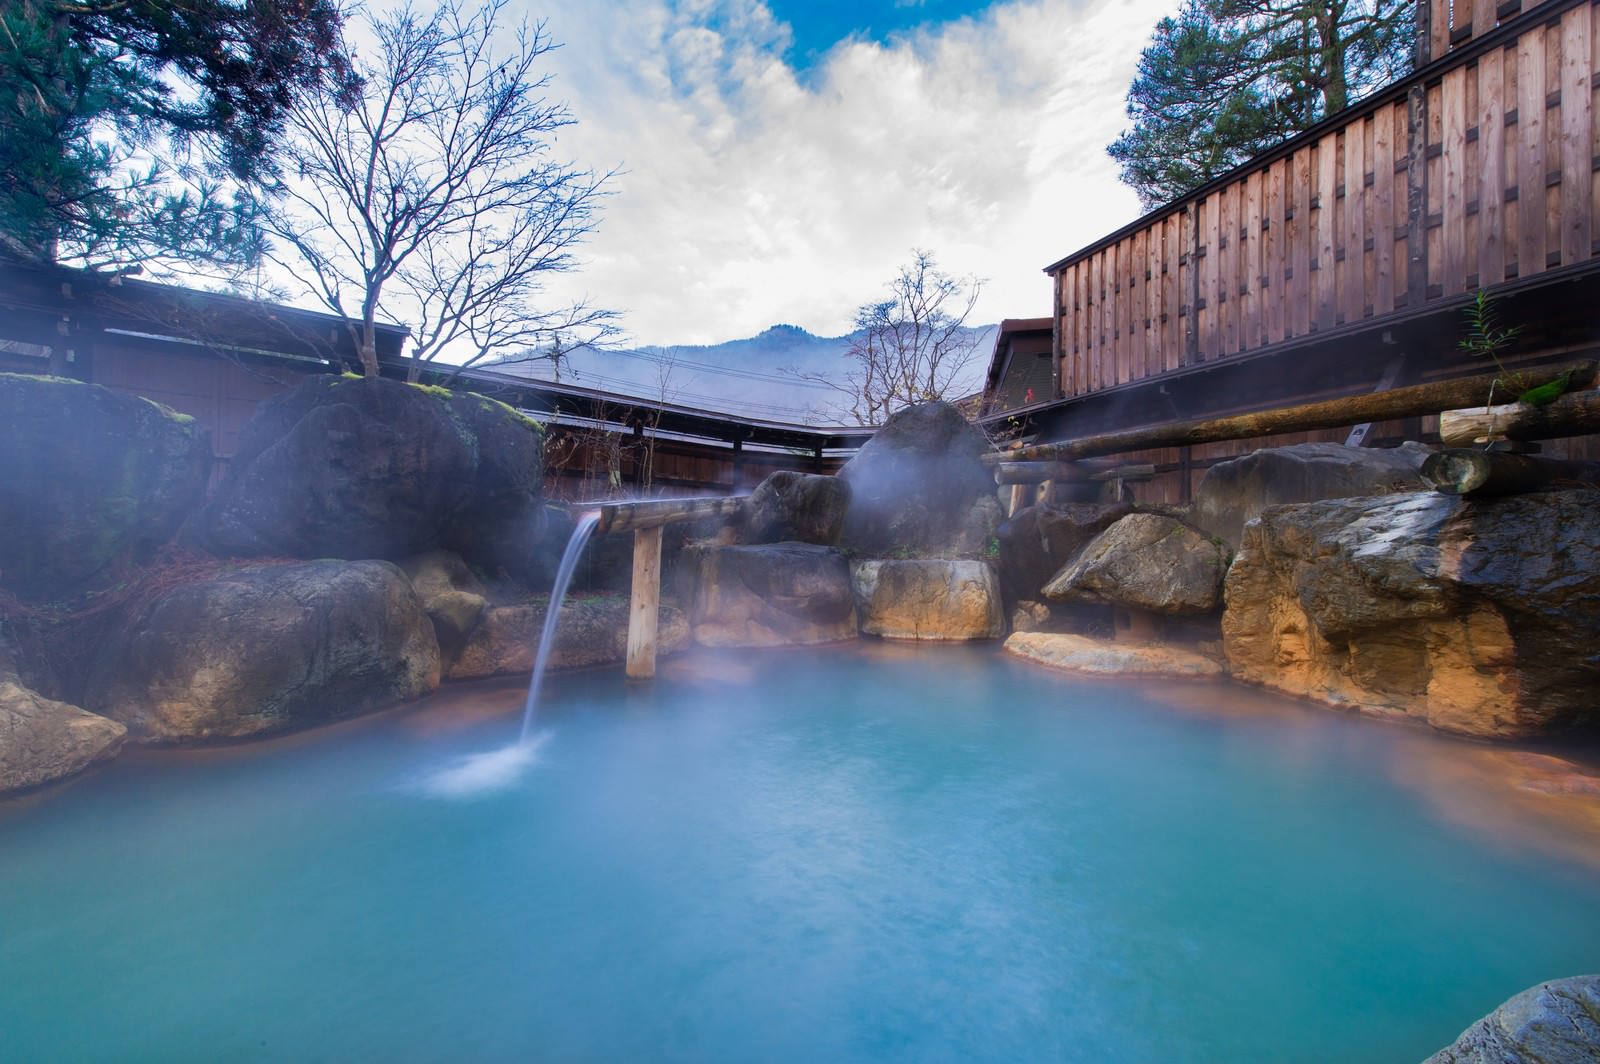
[0,374,211,600]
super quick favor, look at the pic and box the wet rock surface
[996,502,1133,603]
[85,559,440,742]
[1222,489,1600,739]
[204,376,544,578]
[1425,975,1600,1063]
[741,471,850,546]
[683,543,857,647]
[1192,440,1430,552]
[851,559,1004,641]
[1043,513,1227,615]
[401,550,490,669]
[0,374,211,600]
[1004,631,1224,678]
[837,401,1001,558]
[0,679,126,794]
[449,597,689,679]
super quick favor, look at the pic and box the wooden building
[982,0,1600,502]
[0,257,867,498]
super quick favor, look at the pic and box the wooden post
[1006,483,1030,517]
[625,525,663,681]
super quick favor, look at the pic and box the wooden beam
[993,459,1156,485]
[1439,389,1600,445]
[985,362,1597,464]
[625,525,663,682]
[1421,448,1600,495]
[594,495,746,534]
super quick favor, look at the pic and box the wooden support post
[625,525,663,681]
[1006,483,1030,517]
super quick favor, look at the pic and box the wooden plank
[1110,240,1125,386]
[1441,66,1470,296]
[1074,264,1088,395]
[1473,0,1498,40]
[1162,214,1181,372]
[1405,84,1429,304]
[1264,159,1286,343]
[1478,46,1508,285]
[1292,148,1313,336]
[1242,170,1262,349]
[1517,25,1547,279]
[1315,137,1338,330]
[1219,181,1239,355]
[1098,248,1113,390]
[1373,103,1397,314]
[1431,0,1451,61]
[1342,119,1367,323]
[1560,3,1593,265]
[1184,202,1200,366]
[1200,194,1220,360]
[1152,220,1164,377]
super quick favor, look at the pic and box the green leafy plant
[1457,290,1551,404]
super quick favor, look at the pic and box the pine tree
[0,0,344,270]
[1108,0,1414,210]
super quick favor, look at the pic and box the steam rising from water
[420,733,549,798]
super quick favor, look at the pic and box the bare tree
[261,0,616,380]
[788,250,984,425]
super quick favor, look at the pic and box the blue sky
[529,0,1179,345]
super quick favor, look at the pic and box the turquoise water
[2,644,1598,1062]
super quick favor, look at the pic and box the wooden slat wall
[1052,1,1599,399]
[1422,0,1558,62]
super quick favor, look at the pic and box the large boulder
[741,472,850,545]
[0,374,211,600]
[0,680,126,795]
[449,597,689,680]
[204,376,545,578]
[995,502,1133,603]
[683,543,857,647]
[1425,975,1600,1063]
[85,560,439,742]
[851,559,1005,641]
[837,401,1002,557]
[1193,441,1431,552]
[1222,490,1600,739]
[1043,513,1227,615]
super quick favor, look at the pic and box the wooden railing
[1049,0,1598,399]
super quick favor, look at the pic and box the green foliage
[1455,289,1560,404]
[1109,0,1414,208]
[0,0,345,270]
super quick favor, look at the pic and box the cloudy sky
[530,0,1180,345]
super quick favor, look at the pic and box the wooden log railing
[1046,0,1598,400]
[987,361,1594,465]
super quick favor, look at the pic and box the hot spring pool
[2,643,1598,1061]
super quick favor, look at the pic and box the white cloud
[533,0,1178,345]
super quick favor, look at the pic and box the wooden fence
[1051,0,1598,398]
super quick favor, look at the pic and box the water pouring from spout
[519,510,601,744]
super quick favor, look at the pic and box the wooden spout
[594,495,748,535]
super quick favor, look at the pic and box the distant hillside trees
[789,250,984,426]
[1109,0,1414,209]
[259,0,616,380]
[0,0,343,270]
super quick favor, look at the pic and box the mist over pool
[2,643,1597,1062]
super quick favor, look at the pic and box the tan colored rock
[449,598,689,679]
[1043,512,1226,615]
[85,560,440,742]
[852,559,1004,641]
[1222,490,1600,739]
[1,680,126,794]
[400,550,489,666]
[1004,631,1224,678]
